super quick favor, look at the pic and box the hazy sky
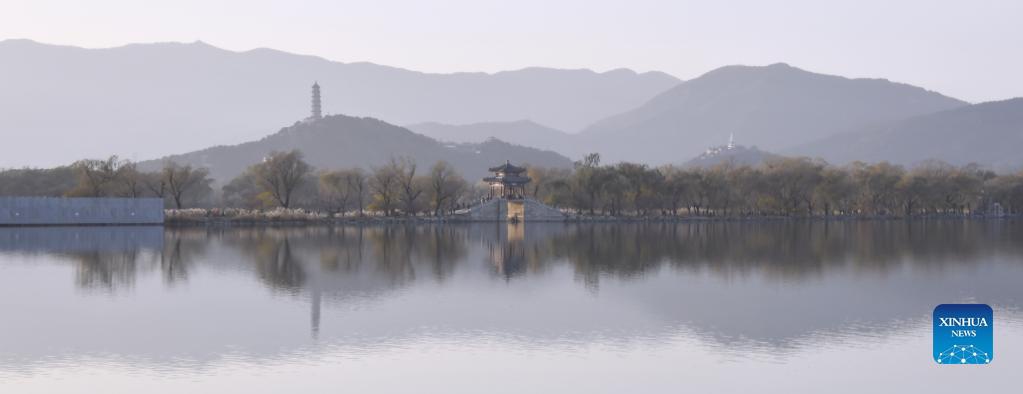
[2,0,1021,103]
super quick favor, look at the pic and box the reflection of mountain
[1,222,1022,372]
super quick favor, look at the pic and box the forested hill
[406,120,579,159]
[683,145,781,168]
[138,114,574,183]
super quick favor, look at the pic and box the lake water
[0,221,1021,393]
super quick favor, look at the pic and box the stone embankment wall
[0,197,164,225]
[461,198,566,222]
[522,198,568,221]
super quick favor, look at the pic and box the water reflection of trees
[160,229,209,285]
[0,227,165,291]
[251,236,306,292]
[8,222,1021,356]
[69,228,210,290]
[441,220,1023,285]
[9,220,1023,292]
[126,221,1023,290]
[533,221,1023,284]
[71,249,142,289]
[214,225,471,292]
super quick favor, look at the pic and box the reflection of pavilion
[487,222,527,278]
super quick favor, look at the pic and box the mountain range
[0,39,677,168]
[405,64,1016,170]
[3,39,1022,174]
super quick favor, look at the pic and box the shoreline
[163,213,1021,227]
[3,213,1016,228]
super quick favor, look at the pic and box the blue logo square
[933,304,993,365]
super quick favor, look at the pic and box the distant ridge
[0,39,679,168]
[577,63,967,165]
[791,98,1023,170]
[406,120,578,158]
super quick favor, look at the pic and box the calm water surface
[0,221,1021,393]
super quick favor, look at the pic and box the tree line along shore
[1,150,1021,224]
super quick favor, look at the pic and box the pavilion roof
[488,161,527,174]
[484,175,531,184]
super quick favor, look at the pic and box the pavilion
[483,161,530,200]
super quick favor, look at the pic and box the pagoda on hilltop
[309,82,322,120]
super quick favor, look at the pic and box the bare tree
[163,162,212,209]
[67,156,124,197]
[394,157,425,216]
[116,162,144,198]
[660,165,687,216]
[221,172,263,209]
[142,171,167,199]
[850,161,904,215]
[319,168,369,217]
[815,167,855,216]
[346,168,368,216]
[573,153,605,215]
[427,161,467,216]
[250,150,312,208]
[369,161,401,216]
[526,166,570,203]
